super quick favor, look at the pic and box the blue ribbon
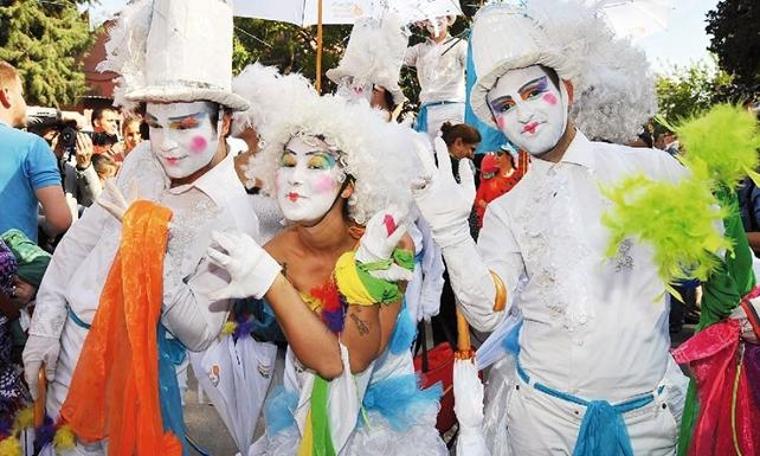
[67,307,91,330]
[516,360,661,456]
[158,324,188,455]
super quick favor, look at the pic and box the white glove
[355,208,411,282]
[205,231,282,300]
[411,137,476,248]
[97,178,139,222]
[453,358,490,456]
[22,334,60,401]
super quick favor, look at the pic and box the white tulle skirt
[256,405,447,456]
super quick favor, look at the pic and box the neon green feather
[678,104,760,190]
[601,164,730,290]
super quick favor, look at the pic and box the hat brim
[126,86,250,111]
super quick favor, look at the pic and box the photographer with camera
[27,109,106,212]
[0,61,71,243]
[51,124,103,209]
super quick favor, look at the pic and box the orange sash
[60,201,181,455]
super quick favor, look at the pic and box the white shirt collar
[532,130,596,170]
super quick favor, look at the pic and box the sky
[87,0,719,75]
[635,0,719,73]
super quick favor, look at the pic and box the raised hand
[205,231,282,301]
[411,137,476,248]
[355,207,411,282]
[97,179,140,222]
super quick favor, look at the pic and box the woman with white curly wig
[204,67,447,456]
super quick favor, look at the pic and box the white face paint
[487,65,568,156]
[425,17,448,37]
[275,135,346,225]
[146,101,221,179]
[336,76,373,103]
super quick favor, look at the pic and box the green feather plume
[601,163,730,290]
[678,104,760,190]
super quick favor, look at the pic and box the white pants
[505,373,681,455]
[423,102,465,139]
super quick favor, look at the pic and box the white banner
[232,0,463,27]
[233,0,373,26]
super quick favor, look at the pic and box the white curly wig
[234,66,419,225]
[231,63,318,137]
[471,0,657,144]
[326,14,410,106]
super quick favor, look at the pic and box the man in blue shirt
[0,61,71,242]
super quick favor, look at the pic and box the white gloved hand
[453,358,490,455]
[97,178,139,222]
[22,334,61,401]
[411,137,476,248]
[454,358,485,428]
[355,208,411,282]
[205,231,281,300]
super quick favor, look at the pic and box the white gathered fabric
[190,336,278,454]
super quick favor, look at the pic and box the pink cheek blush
[495,115,508,130]
[190,136,208,154]
[543,93,558,106]
[313,176,337,194]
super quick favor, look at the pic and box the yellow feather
[53,425,76,451]
[12,407,34,433]
[0,436,21,456]
[221,321,237,336]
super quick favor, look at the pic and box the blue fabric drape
[464,33,512,155]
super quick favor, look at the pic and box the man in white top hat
[404,15,467,138]
[413,1,689,454]
[22,0,258,453]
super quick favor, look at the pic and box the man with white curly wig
[413,1,689,455]
[204,69,447,454]
[22,0,259,453]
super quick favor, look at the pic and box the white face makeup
[425,17,448,37]
[336,77,373,103]
[275,135,346,225]
[487,65,568,156]
[146,101,220,179]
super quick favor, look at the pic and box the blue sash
[516,359,663,456]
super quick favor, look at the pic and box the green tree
[706,0,760,100]
[655,60,732,127]
[0,0,93,107]
[233,18,351,93]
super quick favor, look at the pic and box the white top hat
[470,0,656,144]
[99,0,249,111]
[326,15,410,106]
[470,3,580,125]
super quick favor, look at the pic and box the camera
[26,107,118,160]
[26,107,80,159]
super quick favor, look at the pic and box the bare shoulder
[264,227,299,263]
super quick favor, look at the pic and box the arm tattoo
[350,313,370,336]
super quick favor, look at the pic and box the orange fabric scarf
[60,201,181,455]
